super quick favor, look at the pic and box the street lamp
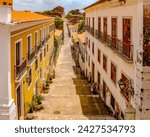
[118,79,136,120]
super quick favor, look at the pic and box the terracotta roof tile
[12,10,52,23]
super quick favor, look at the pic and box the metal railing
[28,49,35,64]
[94,29,133,61]
[15,59,27,80]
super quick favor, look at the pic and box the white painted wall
[0,5,11,23]
[0,24,16,120]
[85,1,146,119]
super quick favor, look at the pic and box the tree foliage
[78,20,85,33]
[55,17,64,30]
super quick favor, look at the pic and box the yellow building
[0,0,55,120]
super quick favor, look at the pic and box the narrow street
[34,21,114,120]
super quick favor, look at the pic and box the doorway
[16,84,24,120]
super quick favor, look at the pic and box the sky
[13,0,97,13]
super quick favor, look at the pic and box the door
[92,62,95,83]
[103,80,106,102]
[98,72,101,92]
[103,18,107,41]
[123,19,131,57]
[112,18,117,48]
[28,36,31,57]
[16,85,22,120]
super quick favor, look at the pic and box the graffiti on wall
[143,3,150,66]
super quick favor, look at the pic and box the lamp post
[118,79,136,120]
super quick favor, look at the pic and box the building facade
[84,0,150,119]
[0,0,55,120]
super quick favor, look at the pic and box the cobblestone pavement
[34,21,114,120]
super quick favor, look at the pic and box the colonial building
[0,0,55,119]
[84,0,150,119]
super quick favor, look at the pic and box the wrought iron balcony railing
[94,30,133,61]
[35,43,41,54]
[15,59,27,81]
[28,49,35,64]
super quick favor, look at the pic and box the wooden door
[92,62,95,83]
[17,86,21,120]
[112,18,117,48]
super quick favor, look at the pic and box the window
[111,63,117,84]
[92,42,94,55]
[35,58,38,71]
[121,73,130,101]
[103,54,107,72]
[28,69,32,87]
[111,94,115,110]
[27,35,32,54]
[98,49,101,63]
[89,17,90,27]
[40,52,42,62]
[35,32,38,47]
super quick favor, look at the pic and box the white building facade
[84,0,150,119]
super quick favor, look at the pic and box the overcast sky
[13,0,96,13]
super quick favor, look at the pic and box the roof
[68,23,78,29]
[12,10,52,23]
[78,32,85,44]
[84,0,107,10]
[55,29,63,37]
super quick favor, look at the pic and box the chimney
[0,0,13,23]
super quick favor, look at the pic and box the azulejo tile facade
[0,0,55,119]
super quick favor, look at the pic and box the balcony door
[16,41,22,66]
[103,18,107,40]
[123,19,131,57]
[112,18,117,48]
[98,17,101,35]
[28,35,31,55]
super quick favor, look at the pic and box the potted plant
[27,102,35,120]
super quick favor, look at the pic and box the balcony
[45,34,50,43]
[15,59,27,81]
[50,24,55,32]
[35,43,41,54]
[28,49,35,65]
[94,30,133,62]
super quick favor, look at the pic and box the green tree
[78,20,85,33]
[55,17,64,30]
